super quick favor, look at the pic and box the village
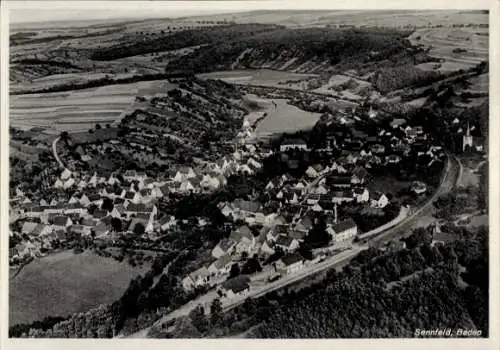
[8,81,483,304]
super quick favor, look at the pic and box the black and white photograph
[0,0,497,347]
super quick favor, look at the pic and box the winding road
[52,136,65,169]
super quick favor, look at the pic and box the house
[327,218,358,243]
[275,236,300,252]
[79,194,91,207]
[306,164,324,178]
[124,203,157,218]
[54,179,64,189]
[260,241,276,256]
[69,224,92,236]
[212,238,237,259]
[371,193,389,209]
[391,118,406,129]
[94,222,111,237]
[230,226,256,255]
[124,191,141,203]
[295,216,314,233]
[352,187,369,202]
[182,266,211,291]
[411,181,427,194]
[51,216,73,230]
[218,275,251,299]
[313,184,328,195]
[173,167,197,182]
[332,190,354,204]
[280,139,308,152]
[60,168,72,181]
[327,175,351,188]
[275,253,304,275]
[370,144,386,154]
[179,179,196,193]
[208,254,233,276]
[32,224,53,237]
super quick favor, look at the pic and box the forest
[164,27,414,74]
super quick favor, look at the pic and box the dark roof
[125,192,136,200]
[289,230,307,240]
[218,238,236,252]
[126,203,152,213]
[221,275,250,293]
[331,218,357,233]
[93,209,108,218]
[281,253,303,266]
[214,254,232,269]
[276,235,295,247]
[229,225,253,241]
[52,216,69,226]
[232,199,261,213]
[282,138,306,146]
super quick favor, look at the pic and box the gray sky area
[8,1,330,24]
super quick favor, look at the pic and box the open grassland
[9,250,147,326]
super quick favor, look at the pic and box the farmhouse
[275,236,300,252]
[182,266,211,291]
[280,139,308,152]
[327,218,358,243]
[218,275,251,300]
[275,253,304,275]
[208,254,233,276]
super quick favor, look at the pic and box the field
[9,250,148,326]
[197,69,318,88]
[10,80,170,132]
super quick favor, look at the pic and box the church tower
[462,122,473,151]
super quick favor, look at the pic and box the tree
[96,123,102,130]
[210,298,222,325]
[229,263,240,278]
[133,223,146,235]
[111,218,122,232]
[101,197,114,212]
[242,257,262,274]
[189,305,209,333]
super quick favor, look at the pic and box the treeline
[10,59,82,70]
[165,27,413,74]
[10,72,195,96]
[90,24,283,61]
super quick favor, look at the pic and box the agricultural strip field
[409,27,488,72]
[9,250,148,326]
[10,80,171,132]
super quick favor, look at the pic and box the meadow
[9,250,148,326]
